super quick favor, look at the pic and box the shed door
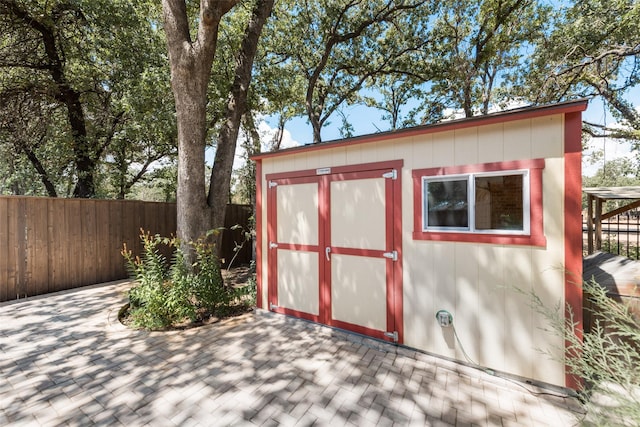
[267,176,322,322]
[326,170,397,340]
[267,163,402,343]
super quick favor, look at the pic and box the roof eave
[251,99,589,161]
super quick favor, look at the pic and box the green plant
[530,278,640,426]
[122,232,195,329]
[122,230,255,330]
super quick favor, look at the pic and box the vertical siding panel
[431,242,457,358]
[292,153,308,171]
[454,244,480,363]
[402,241,434,351]
[431,131,455,166]
[502,248,534,380]
[345,145,363,165]
[531,115,562,159]
[477,246,506,371]
[411,134,433,170]
[503,119,532,161]
[453,127,478,166]
[477,123,504,164]
[0,198,8,302]
[331,147,347,167]
[374,140,396,163]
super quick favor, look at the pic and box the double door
[266,161,402,342]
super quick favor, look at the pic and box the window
[423,171,529,234]
[412,159,545,246]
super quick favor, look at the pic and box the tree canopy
[1,0,640,203]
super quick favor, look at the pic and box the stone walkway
[0,282,584,426]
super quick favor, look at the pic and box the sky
[249,96,636,178]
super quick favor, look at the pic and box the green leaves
[123,230,255,330]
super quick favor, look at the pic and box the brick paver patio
[0,281,583,426]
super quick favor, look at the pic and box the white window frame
[422,169,530,235]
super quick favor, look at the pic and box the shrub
[122,230,255,330]
[530,278,640,426]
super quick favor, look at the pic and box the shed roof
[583,186,640,200]
[252,98,589,160]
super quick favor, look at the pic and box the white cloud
[257,120,300,150]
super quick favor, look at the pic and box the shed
[252,99,588,389]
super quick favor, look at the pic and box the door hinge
[382,250,398,261]
[384,331,398,343]
[382,169,397,180]
[269,242,278,249]
[269,181,278,188]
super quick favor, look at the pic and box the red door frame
[266,175,323,323]
[266,160,404,343]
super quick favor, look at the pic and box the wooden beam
[595,198,603,250]
[601,199,640,220]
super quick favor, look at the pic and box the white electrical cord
[440,311,574,401]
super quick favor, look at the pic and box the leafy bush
[122,231,254,330]
[531,278,640,426]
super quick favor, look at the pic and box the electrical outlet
[436,310,453,327]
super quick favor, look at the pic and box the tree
[264,0,429,144]
[0,0,175,198]
[412,0,551,121]
[525,0,640,141]
[162,0,274,253]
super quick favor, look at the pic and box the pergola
[583,186,640,254]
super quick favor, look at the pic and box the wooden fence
[0,197,252,302]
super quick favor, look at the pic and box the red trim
[330,319,394,342]
[319,175,330,325]
[412,159,546,247]
[267,176,323,317]
[265,160,404,344]
[266,175,278,309]
[255,160,263,309]
[276,243,321,252]
[274,306,321,323]
[330,247,386,257]
[266,160,404,181]
[252,100,588,161]
[416,159,545,177]
[564,111,584,390]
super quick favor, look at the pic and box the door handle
[325,247,331,261]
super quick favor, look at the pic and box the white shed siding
[255,102,586,388]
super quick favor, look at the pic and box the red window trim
[412,159,546,247]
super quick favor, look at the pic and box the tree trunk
[207,0,275,233]
[162,0,238,249]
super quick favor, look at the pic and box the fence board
[221,204,253,267]
[0,198,8,302]
[25,198,49,297]
[110,200,126,279]
[0,197,251,302]
[95,200,111,284]
[48,199,67,293]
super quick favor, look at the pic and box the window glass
[475,174,523,231]
[425,179,468,228]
